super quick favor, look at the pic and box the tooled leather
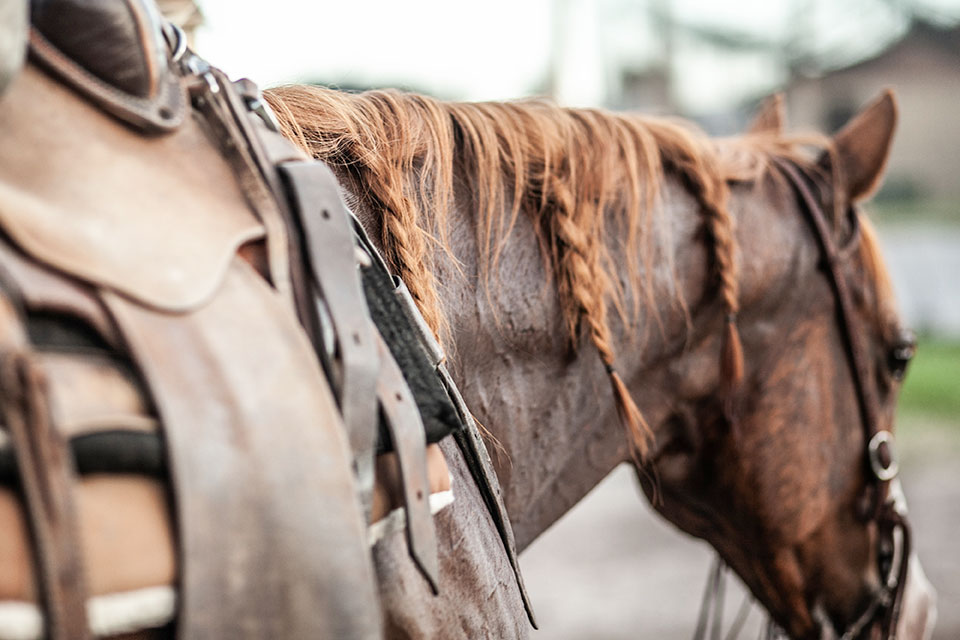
[28,0,185,131]
[0,65,265,313]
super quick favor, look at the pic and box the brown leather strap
[103,260,381,640]
[374,332,439,592]
[774,160,882,461]
[201,66,320,333]
[1,350,91,639]
[774,158,909,638]
[187,65,297,315]
[280,160,382,518]
[880,505,911,636]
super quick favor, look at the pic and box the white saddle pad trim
[368,485,454,547]
[0,585,175,640]
[0,484,455,639]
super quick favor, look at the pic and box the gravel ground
[520,420,960,640]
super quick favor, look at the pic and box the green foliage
[869,198,960,226]
[896,338,960,421]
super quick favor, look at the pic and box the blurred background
[164,1,959,637]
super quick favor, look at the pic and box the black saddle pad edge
[0,429,165,485]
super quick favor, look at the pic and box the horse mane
[262,84,863,456]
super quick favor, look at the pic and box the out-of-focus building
[784,19,960,337]
[609,66,672,113]
[156,0,204,49]
[786,20,960,200]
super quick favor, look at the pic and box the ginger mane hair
[262,85,833,457]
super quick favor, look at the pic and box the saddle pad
[0,64,264,312]
[0,477,176,603]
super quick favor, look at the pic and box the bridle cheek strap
[773,158,909,640]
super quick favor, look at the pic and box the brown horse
[266,87,937,638]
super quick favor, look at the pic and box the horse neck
[343,151,807,552]
[434,174,727,551]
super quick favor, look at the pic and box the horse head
[643,92,936,639]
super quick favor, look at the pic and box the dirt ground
[519,420,960,640]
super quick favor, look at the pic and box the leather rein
[773,158,911,640]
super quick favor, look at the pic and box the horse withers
[268,84,937,638]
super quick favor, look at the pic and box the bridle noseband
[773,157,911,640]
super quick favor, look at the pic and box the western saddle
[0,0,531,638]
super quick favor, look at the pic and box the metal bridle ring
[868,431,899,481]
[164,22,188,64]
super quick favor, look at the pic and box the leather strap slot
[374,332,438,592]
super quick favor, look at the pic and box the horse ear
[830,90,898,202]
[747,93,785,135]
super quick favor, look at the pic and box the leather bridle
[773,157,911,640]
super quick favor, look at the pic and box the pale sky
[195,0,960,113]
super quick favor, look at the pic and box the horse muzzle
[896,553,937,640]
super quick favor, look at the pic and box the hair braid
[671,150,745,418]
[265,84,759,456]
[543,129,655,458]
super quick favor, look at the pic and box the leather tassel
[720,313,745,423]
[607,366,653,460]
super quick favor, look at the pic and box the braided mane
[263,85,807,456]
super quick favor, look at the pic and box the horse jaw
[889,480,938,640]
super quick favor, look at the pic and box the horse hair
[263,85,892,457]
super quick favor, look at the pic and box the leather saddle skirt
[0,9,449,639]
